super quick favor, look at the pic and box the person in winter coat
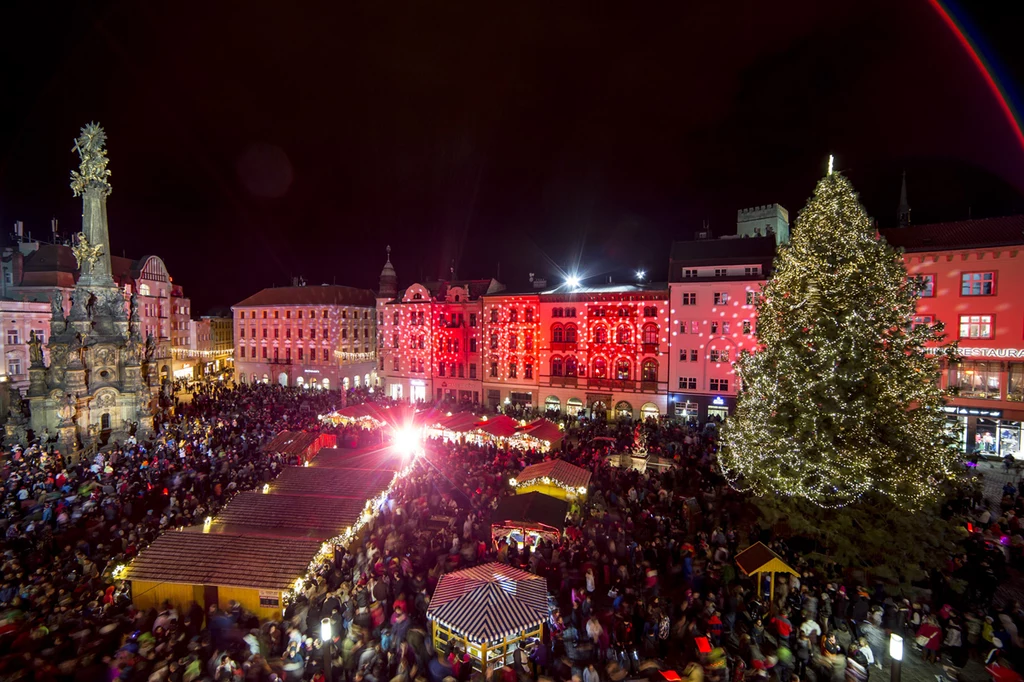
[916,615,942,663]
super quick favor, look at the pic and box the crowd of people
[0,385,1022,682]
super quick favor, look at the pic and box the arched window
[564,324,577,343]
[545,396,561,413]
[552,324,564,343]
[592,357,607,378]
[138,283,151,296]
[566,307,576,318]
[642,358,658,381]
[565,356,578,376]
[615,359,631,380]
[615,324,631,344]
[552,307,563,318]
[642,323,658,345]
[593,326,607,344]
[551,356,563,376]
[618,308,629,318]
[615,401,633,419]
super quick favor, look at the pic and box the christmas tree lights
[721,172,959,509]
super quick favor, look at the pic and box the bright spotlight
[566,275,580,290]
[636,269,646,282]
[392,427,421,458]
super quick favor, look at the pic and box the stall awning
[516,419,563,445]
[428,562,549,641]
[492,492,569,533]
[515,459,592,491]
[434,412,481,433]
[734,542,799,577]
[475,414,519,438]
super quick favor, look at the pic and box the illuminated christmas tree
[721,169,960,509]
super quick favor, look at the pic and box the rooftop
[211,492,367,540]
[234,285,376,309]
[880,215,1024,252]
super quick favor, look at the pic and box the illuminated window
[592,358,607,378]
[1009,365,1024,402]
[681,293,696,305]
[961,272,995,296]
[742,320,752,334]
[642,359,658,381]
[954,361,999,399]
[710,378,729,391]
[678,377,696,390]
[710,349,730,363]
[642,324,658,345]
[551,356,563,376]
[139,283,151,296]
[615,359,630,380]
[713,292,729,305]
[959,314,993,339]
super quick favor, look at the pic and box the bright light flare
[392,426,422,458]
[636,269,645,281]
[566,275,580,289]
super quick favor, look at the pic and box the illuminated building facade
[667,235,776,421]
[232,285,377,390]
[882,216,1024,458]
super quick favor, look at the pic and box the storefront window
[1001,422,1022,460]
[1009,364,1024,402]
[955,361,1001,400]
[975,418,998,456]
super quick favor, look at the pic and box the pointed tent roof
[475,414,519,439]
[427,562,549,641]
[516,419,564,445]
[734,542,799,577]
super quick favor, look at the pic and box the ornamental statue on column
[70,122,114,288]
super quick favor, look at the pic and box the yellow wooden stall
[511,460,592,502]
[734,542,800,606]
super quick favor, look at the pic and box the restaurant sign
[943,406,1003,418]
[954,348,1024,358]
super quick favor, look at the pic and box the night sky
[2,1,1023,314]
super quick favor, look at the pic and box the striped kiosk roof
[427,563,549,642]
[516,460,592,490]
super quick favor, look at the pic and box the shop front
[669,393,737,422]
[943,405,1023,459]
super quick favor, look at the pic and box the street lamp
[889,633,903,682]
[321,617,333,682]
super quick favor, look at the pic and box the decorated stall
[472,414,520,447]
[734,541,799,605]
[510,418,564,453]
[319,403,388,428]
[491,492,568,549]
[510,459,592,501]
[262,430,336,463]
[426,412,482,443]
[427,563,550,672]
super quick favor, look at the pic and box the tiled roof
[125,528,319,590]
[262,430,322,456]
[234,286,376,309]
[213,492,366,539]
[311,447,400,471]
[516,460,592,489]
[880,215,1024,252]
[22,244,79,273]
[271,466,394,498]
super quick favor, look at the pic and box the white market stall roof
[427,562,549,641]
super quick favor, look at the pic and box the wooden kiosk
[734,541,799,606]
[427,563,549,672]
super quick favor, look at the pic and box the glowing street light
[321,618,333,681]
[392,426,421,458]
[636,269,646,282]
[889,633,903,682]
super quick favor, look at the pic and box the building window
[490,362,498,377]
[690,349,698,362]
[961,272,995,296]
[524,336,533,351]
[509,335,518,351]
[262,346,268,359]
[524,362,533,379]
[393,357,400,371]
[679,349,687,362]
[714,268,727,277]
[458,363,465,378]
[615,359,630,380]
[642,324,658,345]
[525,308,534,322]
[593,326,607,344]
[683,269,697,278]
[722,322,730,334]
[615,325,631,344]
[508,309,518,323]
[6,329,19,345]
[643,306,657,317]
[469,363,477,379]
[959,314,993,339]
[565,356,578,376]
[954,361,1000,399]
[239,346,246,358]
[551,356,563,376]
[438,363,445,376]
[322,349,328,361]
[565,325,577,343]
[744,266,760,276]
[592,358,607,378]
[912,315,934,330]
[7,357,22,376]
[641,359,657,381]
[710,378,729,391]
[681,293,696,305]
[678,377,697,390]
[490,309,498,323]
[711,321,718,334]
[470,313,477,328]
[710,349,730,363]
[713,292,729,305]
[1009,365,1024,402]
[298,347,304,360]
[489,334,498,350]
[508,362,517,379]
[566,307,576,317]
[915,274,935,298]
[745,291,757,305]
[393,312,399,325]
[469,337,477,353]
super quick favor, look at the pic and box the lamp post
[321,617,333,682]
[889,633,903,682]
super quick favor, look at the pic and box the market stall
[510,418,564,452]
[491,492,569,549]
[261,430,336,463]
[319,403,387,428]
[427,562,550,672]
[472,414,520,447]
[510,459,592,501]
[426,412,482,443]
[734,541,799,605]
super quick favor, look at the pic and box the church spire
[897,171,911,227]
[378,245,398,298]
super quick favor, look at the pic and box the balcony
[268,358,292,365]
[640,380,660,393]
[641,343,659,354]
[588,378,637,391]
[549,342,578,352]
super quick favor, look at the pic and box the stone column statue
[51,290,65,321]
[70,122,114,288]
[28,331,44,368]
